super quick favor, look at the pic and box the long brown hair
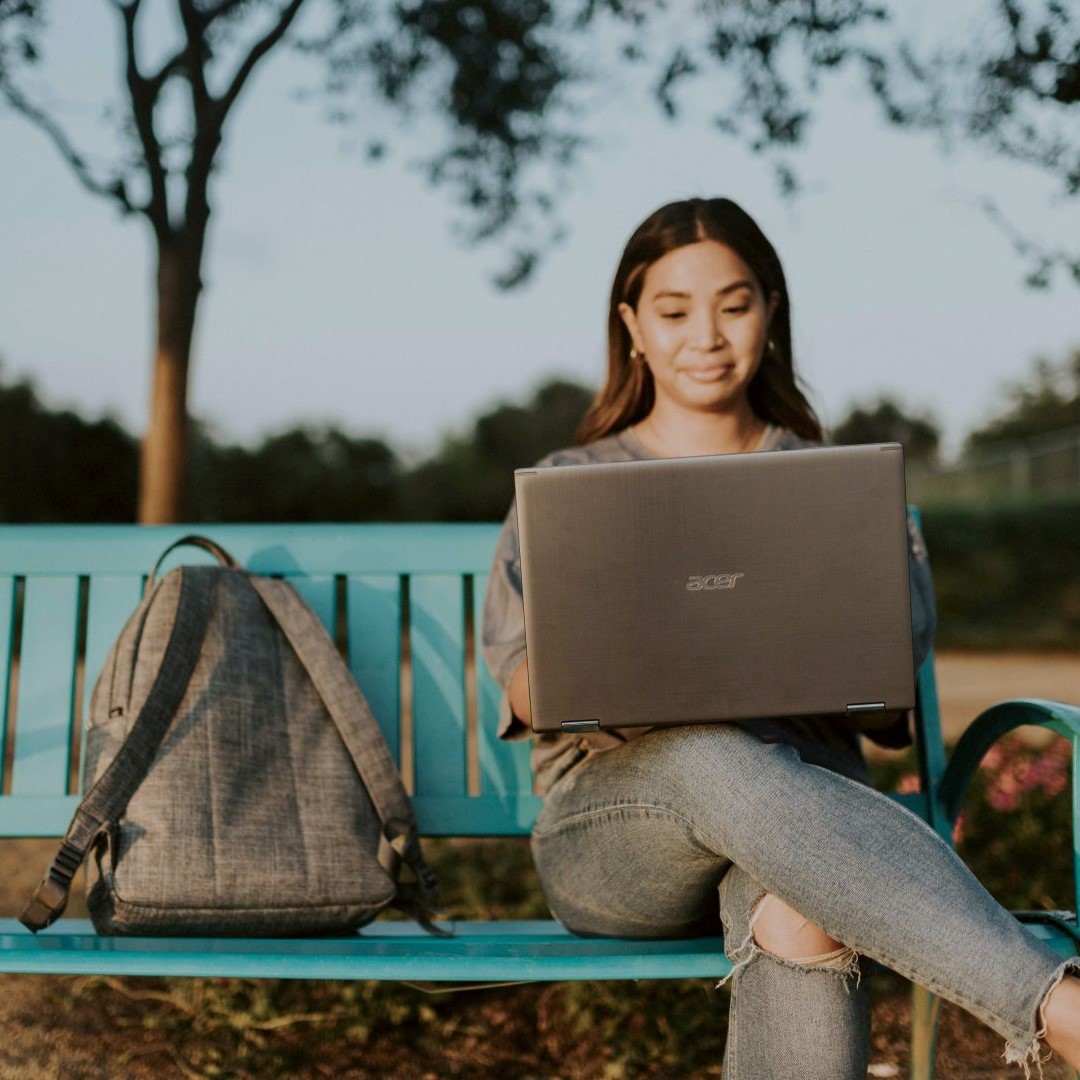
[573,197,823,445]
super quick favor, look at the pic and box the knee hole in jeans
[750,892,850,967]
[715,890,863,992]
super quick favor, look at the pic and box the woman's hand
[508,658,532,727]
[846,708,908,731]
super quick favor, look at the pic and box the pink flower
[1048,736,1070,759]
[987,766,1022,811]
[987,788,1020,811]
[952,810,967,845]
[1042,774,1068,798]
[895,772,920,794]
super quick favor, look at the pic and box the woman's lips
[683,365,734,382]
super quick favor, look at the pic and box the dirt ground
[2,650,1079,1079]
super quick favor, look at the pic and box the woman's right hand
[508,658,532,728]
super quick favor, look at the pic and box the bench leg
[910,982,941,1080]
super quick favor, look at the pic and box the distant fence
[907,424,1080,504]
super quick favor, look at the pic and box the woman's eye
[659,311,686,320]
[723,306,749,315]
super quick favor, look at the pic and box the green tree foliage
[0,366,137,522]
[0,365,592,524]
[965,347,1080,450]
[830,395,941,466]
[857,0,1080,289]
[398,377,594,520]
[189,423,404,522]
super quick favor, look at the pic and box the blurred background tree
[965,347,1080,450]
[0,364,591,523]
[4,0,1080,523]
[0,362,138,522]
[830,395,942,467]
[398,377,593,521]
[189,422,404,521]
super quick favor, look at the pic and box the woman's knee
[750,892,846,962]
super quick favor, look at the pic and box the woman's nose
[689,307,723,349]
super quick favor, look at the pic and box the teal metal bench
[1,521,1078,1079]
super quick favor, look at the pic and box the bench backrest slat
[410,574,467,798]
[473,572,534,798]
[80,575,147,790]
[11,576,80,796]
[289,575,336,637]
[915,647,949,837]
[346,574,403,765]
[83,577,145,707]
[0,576,14,777]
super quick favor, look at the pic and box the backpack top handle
[145,535,241,596]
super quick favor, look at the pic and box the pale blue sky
[2,2,1078,465]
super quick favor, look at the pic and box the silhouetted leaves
[965,347,1080,450]
[832,395,942,466]
[0,368,137,522]
[0,365,592,524]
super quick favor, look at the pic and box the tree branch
[218,0,308,122]
[200,0,250,28]
[146,46,189,97]
[117,0,171,236]
[1,80,136,213]
[176,0,212,109]
[176,0,218,235]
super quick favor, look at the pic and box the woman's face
[618,239,779,417]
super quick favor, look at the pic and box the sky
[2,2,1079,466]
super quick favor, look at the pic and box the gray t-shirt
[480,424,938,797]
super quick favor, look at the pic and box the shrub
[877,732,1074,911]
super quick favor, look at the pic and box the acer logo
[686,573,744,591]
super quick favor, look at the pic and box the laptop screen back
[514,443,915,734]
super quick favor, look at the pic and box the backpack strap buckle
[19,840,85,933]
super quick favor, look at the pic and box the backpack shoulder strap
[248,575,453,937]
[20,565,218,933]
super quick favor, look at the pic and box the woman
[480,197,1080,1078]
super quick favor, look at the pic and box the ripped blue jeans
[529,723,1080,1080]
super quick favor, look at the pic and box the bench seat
[0,917,732,983]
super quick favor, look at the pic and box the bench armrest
[938,697,1080,826]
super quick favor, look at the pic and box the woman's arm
[507,657,532,728]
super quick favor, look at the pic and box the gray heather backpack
[22,535,450,938]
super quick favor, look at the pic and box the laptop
[514,442,915,735]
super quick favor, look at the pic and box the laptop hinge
[846,702,886,714]
[561,719,601,733]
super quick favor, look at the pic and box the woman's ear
[618,301,645,356]
[766,290,780,327]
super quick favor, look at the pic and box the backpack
[21,535,451,938]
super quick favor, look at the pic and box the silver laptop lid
[514,442,915,734]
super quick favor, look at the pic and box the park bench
[0,519,1078,1080]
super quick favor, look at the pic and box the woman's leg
[529,722,1080,1079]
[532,739,872,1079]
[718,861,873,1079]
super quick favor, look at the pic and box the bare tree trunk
[138,236,204,524]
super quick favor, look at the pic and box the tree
[190,421,403,521]
[831,395,941,467]
[399,376,593,520]
[0,363,138,521]
[0,0,587,521]
[3,0,1079,521]
[965,346,1080,450]
[847,0,1080,290]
